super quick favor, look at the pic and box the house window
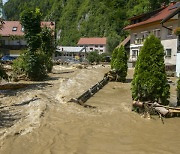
[156,29,161,38]
[165,49,172,58]
[152,29,161,38]
[100,45,103,48]
[132,50,138,58]
[12,27,17,31]
[134,33,137,40]
[167,26,173,36]
[100,50,103,52]
[141,31,149,39]
[90,48,93,50]
[95,45,98,48]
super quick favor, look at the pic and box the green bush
[177,78,180,106]
[87,51,101,64]
[111,46,128,82]
[131,35,170,105]
[0,63,8,81]
[13,50,47,81]
[99,53,110,62]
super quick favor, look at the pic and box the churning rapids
[0,65,180,154]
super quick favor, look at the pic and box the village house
[0,21,55,56]
[77,37,107,54]
[161,5,180,77]
[124,2,180,71]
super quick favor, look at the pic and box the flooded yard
[0,65,180,154]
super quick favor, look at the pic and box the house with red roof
[77,37,107,54]
[0,21,55,56]
[124,1,180,69]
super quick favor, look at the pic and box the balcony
[134,38,145,45]
[0,45,27,50]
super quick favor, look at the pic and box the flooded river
[0,65,180,154]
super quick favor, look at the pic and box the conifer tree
[131,35,170,105]
[111,46,128,82]
[111,47,118,69]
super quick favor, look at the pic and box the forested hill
[4,0,170,51]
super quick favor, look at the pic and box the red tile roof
[124,2,179,30]
[0,21,55,36]
[78,37,107,45]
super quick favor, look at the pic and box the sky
[3,0,8,4]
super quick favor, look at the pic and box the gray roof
[56,46,85,53]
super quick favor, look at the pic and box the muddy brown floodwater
[0,65,180,154]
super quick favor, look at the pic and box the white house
[161,5,180,77]
[124,2,179,71]
[77,37,107,54]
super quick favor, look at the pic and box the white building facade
[129,19,178,66]
[77,37,107,54]
[124,2,179,72]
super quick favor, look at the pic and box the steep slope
[4,0,170,51]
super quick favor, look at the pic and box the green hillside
[3,0,170,52]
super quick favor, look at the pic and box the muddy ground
[0,65,180,154]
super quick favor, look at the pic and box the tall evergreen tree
[111,46,128,82]
[131,35,170,105]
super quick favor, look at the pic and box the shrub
[174,27,180,36]
[13,50,47,81]
[99,53,110,62]
[111,46,128,82]
[177,78,180,106]
[0,63,8,81]
[87,51,101,63]
[131,35,170,105]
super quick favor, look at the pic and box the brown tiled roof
[0,21,55,36]
[77,37,107,45]
[124,2,179,30]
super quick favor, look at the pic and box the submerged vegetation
[131,35,170,105]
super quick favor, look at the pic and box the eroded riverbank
[0,65,180,154]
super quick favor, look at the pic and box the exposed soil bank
[0,65,180,154]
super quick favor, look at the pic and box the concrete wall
[176,53,180,77]
[161,39,177,65]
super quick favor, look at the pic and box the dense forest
[4,0,170,52]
